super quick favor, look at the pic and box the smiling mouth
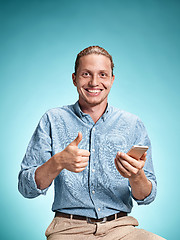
[85,89,102,93]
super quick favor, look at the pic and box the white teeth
[87,89,101,93]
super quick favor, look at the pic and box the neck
[79,100,108,123]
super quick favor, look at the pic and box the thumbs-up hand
[70,132,83,147]
[57,132,90,173]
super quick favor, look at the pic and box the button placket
[89,126,98,208]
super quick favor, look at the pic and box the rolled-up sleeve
[18,113,52,198]
[129,117,157,205]
[132,178,157,205]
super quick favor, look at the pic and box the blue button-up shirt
[18,101,157,218]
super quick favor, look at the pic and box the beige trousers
[45,216,166,240]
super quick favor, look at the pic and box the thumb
[70,132,82,147]
[140,152,147,161]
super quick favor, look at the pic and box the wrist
[129,169,152,200]
[129,169,144,182]
[53,152,64,172]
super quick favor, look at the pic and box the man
[18,46,165,239]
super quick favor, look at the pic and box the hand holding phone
[127,145,148,159]
[115,145,148,179]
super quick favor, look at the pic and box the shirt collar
[73,101,88,119]
[102,104,110,121]
[73,101,110,122]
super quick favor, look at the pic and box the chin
[85,98,107,107]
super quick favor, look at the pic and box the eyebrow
[80,69,109,72]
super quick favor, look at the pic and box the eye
[82,72,90,77]
[100,72,107,78]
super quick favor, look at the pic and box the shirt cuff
[130,179,157,205]
[31,166,50,195]
[21,166,50,198]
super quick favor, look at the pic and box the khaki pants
[45,216,166,240]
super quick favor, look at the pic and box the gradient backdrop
[1,0,180,239]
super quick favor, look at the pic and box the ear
[72,73,77,86]
[111,75,115,86]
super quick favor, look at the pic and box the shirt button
[98,208,101,211]
[92,149,95,152]
[92,169,95,173]
[93,128,95,131]
[92,190,95,194]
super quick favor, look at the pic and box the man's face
[72,54,115,108]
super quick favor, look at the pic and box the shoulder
[40,104,75,123]
[110,106,140,124]
[109,106,148,137]
[46,104,74,116]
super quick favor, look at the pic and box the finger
[81,156,90,162]
[116,152,126,160]
[73,161,89,172]
[70,132,82,146]
[116,152,143,169]
[120,159,140,175]
[115,157,131,173]
[116,152,133,163]
[115,158,131,178]
[78,149,90,157]
[73,156,89,164]
[74,167,86,173]
[140,152,147,161]
[76,161,89,168]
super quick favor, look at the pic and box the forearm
[35,133,90,190]
[129,169,152,200]
[35,153,63,190]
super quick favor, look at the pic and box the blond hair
[74,46,114,76]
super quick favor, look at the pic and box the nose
[89,74,98,86]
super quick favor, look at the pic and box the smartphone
[127,145,149,159]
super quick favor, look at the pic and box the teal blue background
[1,0,180,239]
